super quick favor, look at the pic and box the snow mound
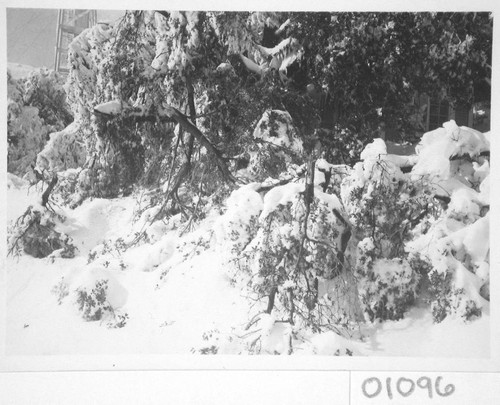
[360,137,387,161]
[300,330,357,356]
[214,183,263,261]
[413,120,489,178]
[123,235,176,272]
[71,267,128,310]
[260,182,303,220]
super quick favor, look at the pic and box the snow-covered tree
[7,12,490,355]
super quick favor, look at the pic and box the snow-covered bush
[238,181,361,333]
[51,168,92,208]
[341,138,429,321]
[214,184,263,263]
[7,102,47,176]
[72,267,129,325]
[7,69,72,177]
[191,329,221,355]
[343,125,489,323]
[247,110,304,180]
[51,277,70,305]
[342,138,433,258]
[7,71,48,176]
[407,121,490,322]
[7,207,76,259]
[356,239,420,322]
[23,68,72,130]
[75,279,112,321]
[36,123,86,173]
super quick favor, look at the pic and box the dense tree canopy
[287,12,491,136]
[34,11,490,202]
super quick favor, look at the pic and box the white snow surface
[260,182,303,220]
[5,174,490,357]
[6,179,248,355]
[94,100,123,115]
[413,120,489,178]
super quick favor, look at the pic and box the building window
[427,98,450,131]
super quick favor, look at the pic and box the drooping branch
[159,104,236,182]
[94,100,236,183]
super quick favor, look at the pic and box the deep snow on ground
[5,176,489,357]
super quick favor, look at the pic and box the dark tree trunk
[41,175,58,207]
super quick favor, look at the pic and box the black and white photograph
[3,3,497,372]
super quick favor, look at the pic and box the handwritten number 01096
[361,376,455,399]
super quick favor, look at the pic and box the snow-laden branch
[94,100,124,116]
[239,54,264,76]
[238,37,303,82]
[159,104,236,182]
[93,100,236,182]
[256,37,303,72]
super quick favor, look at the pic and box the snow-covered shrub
[356,239,420,322]
[214,184,263,264]
[7,207,76,259]
[408,211,489,323]
[76,279,112,321]
[247,110,304,180]
[342,138,433,258]
[239,181,361,332]
[412,120,489,179]
[407,121,490,322]
[73,267,128,325]
[35,125,90,207]
[426,269,481,323]
[51,277,70,305]
[7,103,47,176]
[52,168,92,208]
[7,72,47,176]
[36,123,86,174]
[7,69,72,177]
[23,68,72,130]
[107,313,129,329]
[191,329,221,355]
[341,138,431,321]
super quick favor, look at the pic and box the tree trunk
[185,76,196,162]
[41,175,58,207]
[266,287,278,314]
